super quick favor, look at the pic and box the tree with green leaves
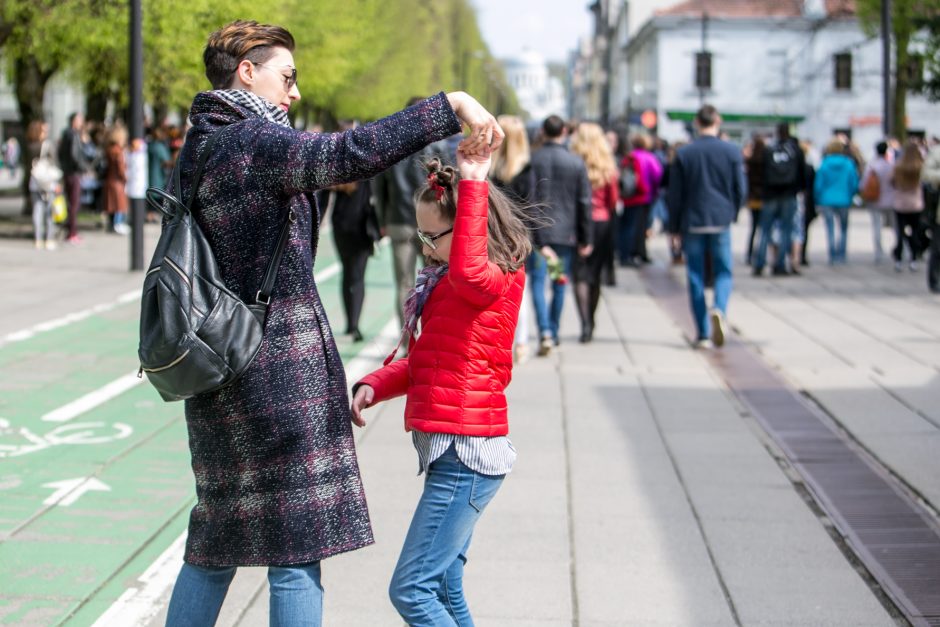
[856,0,940,140]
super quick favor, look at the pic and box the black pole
[129,0,145,271]
[882,0,893,137]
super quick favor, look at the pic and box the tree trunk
[85,90,109,123]
[14,56,57,213]
[894,31,911,141]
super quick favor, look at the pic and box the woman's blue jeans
[389,445,504,626]
[821,205,850,263]
[683,230,733,340]
[525,246,574,341]
[165,561,322,626]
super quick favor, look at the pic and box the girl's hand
[350,384,374,427]
[446,92,504,155]
[456,147,491,182]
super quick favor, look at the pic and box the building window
[834,53,852,91]
[695,52,712,90]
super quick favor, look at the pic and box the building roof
[655,0,855,18]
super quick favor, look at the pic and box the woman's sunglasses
[416,227,453,250]
[255,63,297,90]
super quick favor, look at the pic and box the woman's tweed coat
[179,91,460,567]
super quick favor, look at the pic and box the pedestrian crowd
[18,113,186,249]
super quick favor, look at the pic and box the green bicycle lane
[0,238,397,626]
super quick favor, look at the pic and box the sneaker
[909,261,918,272]
[537,336,553,357]
[692,338,714,350]
[710,310,727,347]
[66,235,83,245]
[114,223,130,235]
[34,241,42,250]
[44,241,57,251]
[894,261,903,272]
[513,344,530,364]
[751,266,764,277]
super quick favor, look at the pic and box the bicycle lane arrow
[42,477,111,507]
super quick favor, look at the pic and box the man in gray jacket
[528,115,593,355]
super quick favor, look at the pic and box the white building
[612,0,939,150]
[503,50,567,123]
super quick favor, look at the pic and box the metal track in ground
[643,265,940,627]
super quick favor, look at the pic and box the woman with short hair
[163,19,502,626]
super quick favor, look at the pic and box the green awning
[666,110,805,124]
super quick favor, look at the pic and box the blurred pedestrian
[922,137,940,292]
[619,134,662,266]
[891,140,925,272]
[815,137,859,265]
[744,134,766,265]
[57,112,90,244]
[160,20,501,627]
[667,105,744,349]
[754,123,805,276]
[528,115,593,355]
[860,141,895,264]
[4,136,20,178]
[26,120,59,250]
[323,178,380,342]
[373,96,448,330]
[799,141,818,267]
[569,122,618,343]
[351,150,530,627]
[102,125,129,235]
[490,114,536,363]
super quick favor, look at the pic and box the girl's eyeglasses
[416,227,453,250]
[255,63,297,90]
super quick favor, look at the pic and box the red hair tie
[427,173,445,201]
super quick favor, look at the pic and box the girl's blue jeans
[821,205,850,263]
[389,445,504,626]
[165,561,322,626]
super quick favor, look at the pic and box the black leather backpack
[137,128,292,402]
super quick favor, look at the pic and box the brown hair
[893,140,924,192]
[203,20,296,90]
[416,159,532,273]
[26,120,46,144]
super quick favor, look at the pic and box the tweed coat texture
[179,90,461,567]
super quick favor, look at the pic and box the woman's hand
[350,384,374,427]
[446,92,504,155]
[456,147,491,182]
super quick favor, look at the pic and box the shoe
[513,344,530,364]
[692,338,714,350]
[771,266,788,277]
[34,241,42,250]
[751,266,764,277]
[537,336,553,356]
[894,261,903,272]
[788,266,801,276]
[44,241,56,251]
[910,261,919,272]
[114,223,130,235]
[579,323,594,344]
[66,235,82,245]
[350,329,364,342]
[710,310,727,347]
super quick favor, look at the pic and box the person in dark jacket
[744,134,766,264]
[754,122,806,276]
[57,112,90,243]
[527,114,593,356]
[162,19,503,627]
[667,105,744,349]
[321,178,379,342]
[373,99,450,329]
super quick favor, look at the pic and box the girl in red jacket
[351,148,531,626]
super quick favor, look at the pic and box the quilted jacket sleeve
[448,180,511,308]
[357,358,410,405]
[250,93,460,195]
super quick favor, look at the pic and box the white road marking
[42,477,111,507]
[0,290,140,347]
[42,372,144,423]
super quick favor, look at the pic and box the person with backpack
[619,134,661,266]
[814,137,860,265]
[753,122,805,276]
[860,141,895,264]
[157,20,503,627]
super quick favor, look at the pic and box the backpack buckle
[256,291,271,305]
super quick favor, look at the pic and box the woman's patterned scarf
[212,89,291,128]
[384,263,449,365]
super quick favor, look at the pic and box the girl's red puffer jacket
[356,179,524,436]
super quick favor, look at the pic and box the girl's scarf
[384,263,449,365]
[212,89,291,128]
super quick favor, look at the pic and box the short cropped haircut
[695,105,719,128]
[542,115,566,139]
[204,20,296,90]
[876,141,888,156]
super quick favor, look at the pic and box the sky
[471,0,594,64]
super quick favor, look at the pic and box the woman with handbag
[162,20,502,627]
[26,120,60,250]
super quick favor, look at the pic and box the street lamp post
[881,0,893,137]
[129,0,145,271]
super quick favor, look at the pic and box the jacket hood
[824,153,856,173]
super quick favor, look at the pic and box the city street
[1,200,937,626]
